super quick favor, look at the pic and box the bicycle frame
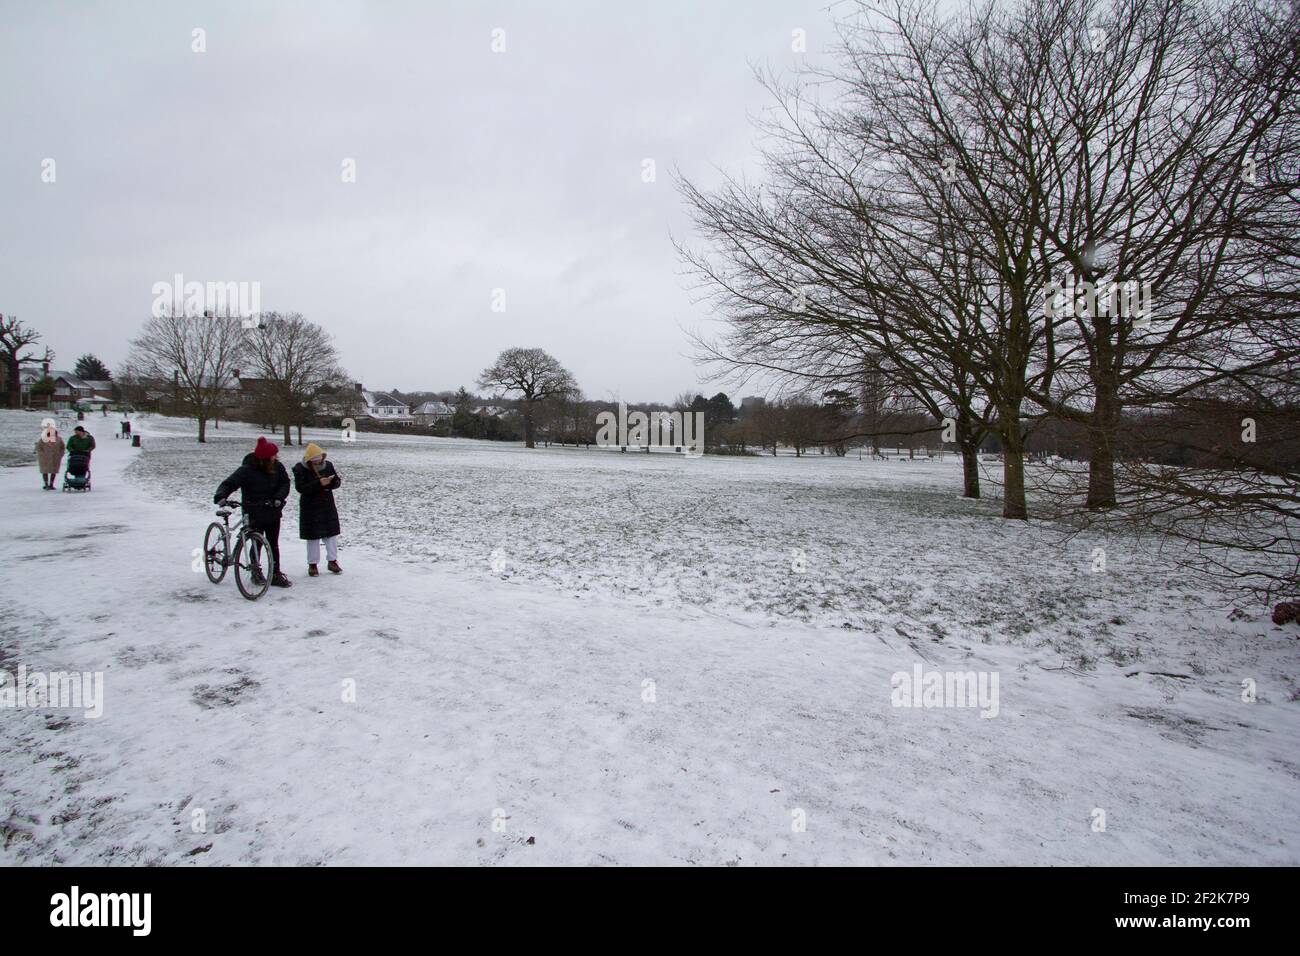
[207,499,275,599]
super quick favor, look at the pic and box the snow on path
[0,422,1296,865]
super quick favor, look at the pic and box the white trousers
[306,536,339,564]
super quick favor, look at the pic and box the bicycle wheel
[203,522,230,584]
[234,531,274,601]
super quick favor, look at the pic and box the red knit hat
[254,436,279,460]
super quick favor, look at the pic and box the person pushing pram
[63,425,95,492]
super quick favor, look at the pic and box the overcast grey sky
[0,0,844,402]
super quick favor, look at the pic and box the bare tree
[477,347,579,448]
[121,311,246,442]
[751,401,784,456]
[0,315,52,409]
[780,396,826,457]
[995,0,1300,510]
[244,312,350,445]
[677,17,1037,511]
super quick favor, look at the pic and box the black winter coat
[293,459,342,540]
[214,453,291,528]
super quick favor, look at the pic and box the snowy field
[0,410,1296,865]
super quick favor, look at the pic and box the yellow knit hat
[302,442,326,462]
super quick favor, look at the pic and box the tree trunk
[296,423,303,445]
[956,417,981,499]
[283,421,292,446]
[1086,373,1119,510]
[3,352,19,408]
[998,405,1028,519]
[197,415,208,443]
[523,403,536,448]
[960,442,981,499]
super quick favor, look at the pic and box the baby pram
[63,452,92,492]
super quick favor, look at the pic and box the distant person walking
[213,436,293,588]
[66,425,96,456]
[293,442,343,577]
[35,427,65,490]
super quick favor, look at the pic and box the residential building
[361,389,414,425]
[50,372,114,410]
[413,400,455,426]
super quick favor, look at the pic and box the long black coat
[214,453,291,529]
[293,458,342,540]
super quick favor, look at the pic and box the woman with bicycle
[213,436,293,588]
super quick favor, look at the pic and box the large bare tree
[681,0,1297,528]
[477,347,578,448]
[121,311,246,442]
[244,312,350,446]
[999,0,1300,509]
[0,315,52,409]
[679,5,1052,515]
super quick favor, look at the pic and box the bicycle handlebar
[216,497,284,510]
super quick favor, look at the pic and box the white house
[361,390,414,425]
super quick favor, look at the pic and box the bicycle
[202,499,276,601]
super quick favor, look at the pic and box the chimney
[355,382,363,393]
[233,368,240,380]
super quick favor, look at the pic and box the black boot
[271,572,293,588]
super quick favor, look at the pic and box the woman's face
[310,455,324,466]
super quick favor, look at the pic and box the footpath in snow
[0,420,1297,865]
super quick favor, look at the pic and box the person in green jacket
[66,426,96,455]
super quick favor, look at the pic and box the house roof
[52,371,92,390]
[414,401,455,415]
[363,390,408,408]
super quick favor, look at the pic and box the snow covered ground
[0,410,1296,865]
